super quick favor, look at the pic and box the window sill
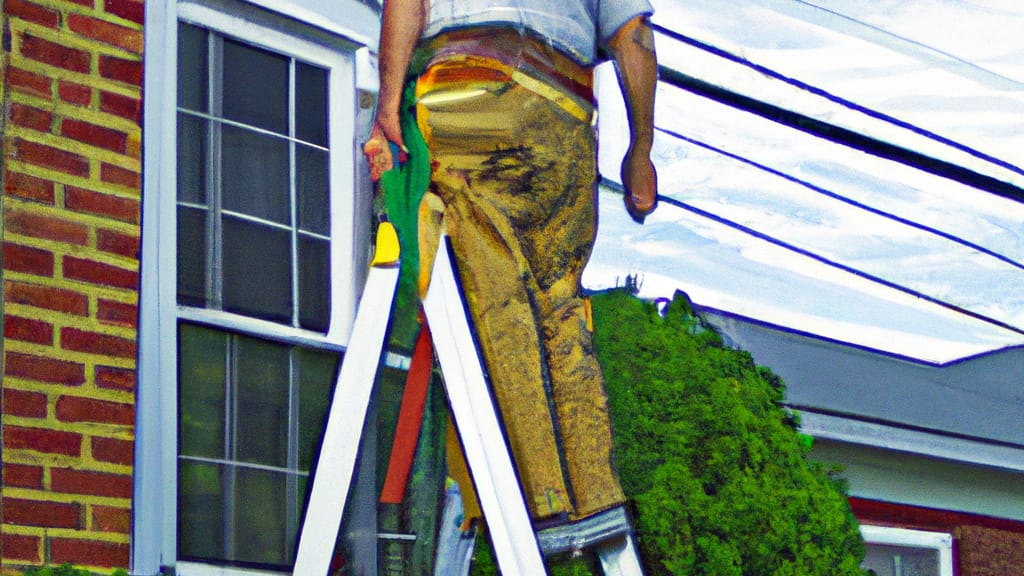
[176,561,289,576]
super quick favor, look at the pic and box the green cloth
[379,81,431,351]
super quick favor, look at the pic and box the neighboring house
[2,1,1022,576]
[698,307,1024,576]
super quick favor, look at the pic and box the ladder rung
[537,506,631,556]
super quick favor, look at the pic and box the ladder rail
[422,236,549,575]
[293,264,400,575]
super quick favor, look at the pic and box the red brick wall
[2,0,143,572]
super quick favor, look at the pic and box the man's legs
[417,66,623,521]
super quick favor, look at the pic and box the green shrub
[472,288,867,575]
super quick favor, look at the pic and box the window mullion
[286,349,301,557]
[223,333,237,561]
[208,32,225,311]
[289,58,301,329]
[286,58,303,554]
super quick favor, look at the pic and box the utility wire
[600,177,1024,338]
[653,125,1024,273]
[652,24,1024,202]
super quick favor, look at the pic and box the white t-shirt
[423,0,654,65]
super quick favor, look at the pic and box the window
[176,21,331,332]
[861,526,955,576]
[168,4,364,570]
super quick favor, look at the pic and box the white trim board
[800,410,1024,474]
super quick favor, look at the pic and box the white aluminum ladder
[293,230,644,576]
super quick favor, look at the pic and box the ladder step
[595,531,645,576]
[536,506,631,556]
[536,507,646,576]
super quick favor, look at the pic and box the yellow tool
[370,220,401,267]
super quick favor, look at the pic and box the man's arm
[607,15,658,220]
[363,0,428,181]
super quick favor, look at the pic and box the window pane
[297,347,340,470]
[233,467,291,565]
[222,38,288,134]
[234,334,290,467]
[222,216,292,323]
[296,62,328,146]
[863,544,940,576]
[179,323,227,458]
[299,236,330,332]
[297,145,329,235]
[177,206,208,307]
[221,125,290,224]
[178,460,225,560]
[177,114,207,205]
[177,23,208,111]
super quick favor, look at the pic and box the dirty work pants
[415,51,625,521]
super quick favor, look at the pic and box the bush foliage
[591,289,866,575]
[21,564,128,576]
[473,288,867,575]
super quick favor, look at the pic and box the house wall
[853,498,1024,576]
[1,0,143,571]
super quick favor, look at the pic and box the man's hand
[363,123,394,182]
[363,116,407,182]
[622,146,658,222]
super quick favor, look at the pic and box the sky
[585,0,1024,364]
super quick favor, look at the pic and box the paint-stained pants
[415,50,626,521]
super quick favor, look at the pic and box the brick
[6,0,60,28]
[57,395,135,426]
[9,138,91,178]
[10,102,53,132]
[3,426,82,456]
[4,280,89,316]
[4,497,82,529]
[63,256,138,290]
[51,468,133,499]
[5,351,86,385]
[61,118,128,153]
[67,14,143,54]
[8,66,52,98]
[92,505,131,533]
[50,538,130,569]
[95,365,135,391]
[2,388,49,418]
[66,186,140,224]
[100,91,142,124]
[59,81,93,106]
[60,327,137,359]
[4,170,55,204]
[21,34,91,73]
[92,436,134,465]
[99,55,142,85]
[100,163,141,189]
[2,533,42,562]
[98,298,138,328]
[97,229,140,259]
[960,524,1024,575]
[3,464,45,489]
[104,0,144,25]
[4,314,54,344]
[4,242,55,276]
[6,207,90,245]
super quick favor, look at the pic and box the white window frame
[137,0,379,573]
[860,525,955,576]
[173,1,358,343]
